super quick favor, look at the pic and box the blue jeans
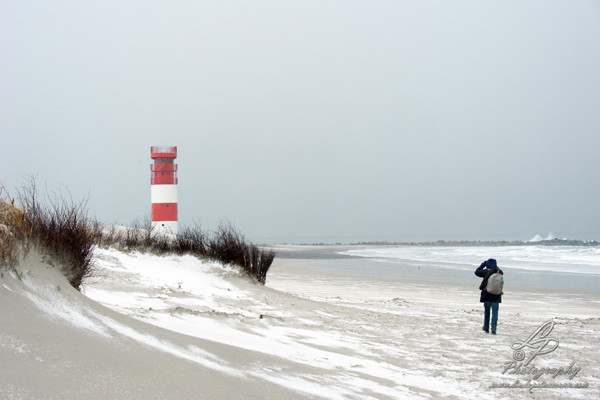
[484,301,499,332]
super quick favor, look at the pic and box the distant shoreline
[269,238,600,247]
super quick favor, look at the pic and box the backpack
[486,273,504,295]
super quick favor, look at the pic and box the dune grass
[0,180,100,288]
[1,180,275,287]
[100,221,275,285]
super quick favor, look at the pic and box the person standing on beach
[475,259,503,334]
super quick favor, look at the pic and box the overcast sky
[2,1,599,243]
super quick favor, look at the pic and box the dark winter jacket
[475,259,503,303]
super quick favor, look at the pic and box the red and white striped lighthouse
[150,146,178,235]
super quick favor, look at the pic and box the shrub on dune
[101,220,275,284]
[2,179,276,287]
[0,180,100,289]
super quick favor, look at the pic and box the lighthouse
[150,146,178,235]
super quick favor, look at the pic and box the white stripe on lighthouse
[151,221,178,234]
[151,184,178,203]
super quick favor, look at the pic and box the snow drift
[1,244,599,399]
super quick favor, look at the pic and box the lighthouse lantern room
[150,146,178,235]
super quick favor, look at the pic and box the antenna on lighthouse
[150,146,178,235]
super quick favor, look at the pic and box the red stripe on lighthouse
[150,163,178,184]
[151,203,178,221]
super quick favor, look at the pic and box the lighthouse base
[151,221,178,236]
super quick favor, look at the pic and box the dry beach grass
[1,181,274,287]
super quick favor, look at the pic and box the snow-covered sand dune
[2,245,599,399]
[1,249,316,399]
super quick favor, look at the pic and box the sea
[275,245,600,293]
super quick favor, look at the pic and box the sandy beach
[1,245,599,399]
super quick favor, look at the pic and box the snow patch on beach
[20,278,111,338]
[95,313,243,376]
[340,245,600,275]
[80,246,600,399]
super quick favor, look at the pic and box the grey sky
[2,1,599,243]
